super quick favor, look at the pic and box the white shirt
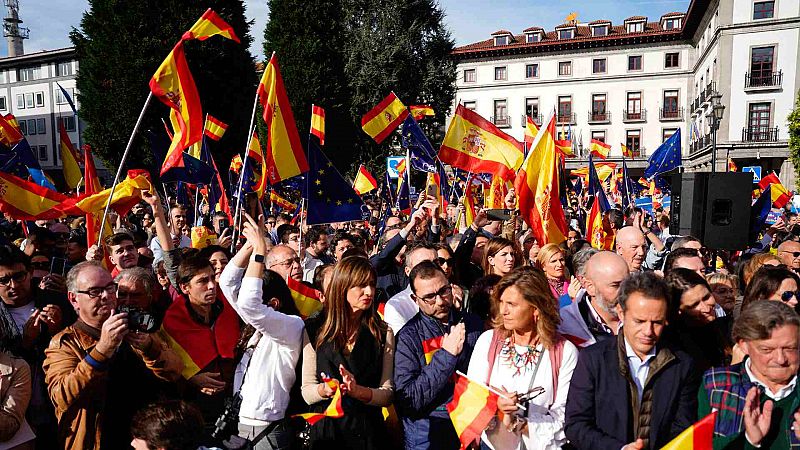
[383,286,418,333]
[302,250,325,283]
[219,263,305,424]
[150,233,191,262]
[745,358,798,401]
[624,339,656,404]
[5,300,36,333]
[467,330,578,450]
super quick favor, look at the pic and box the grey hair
[66,261,104,294]
[572,248,600,277]
[115,267,155,296]
[733,300,800,342]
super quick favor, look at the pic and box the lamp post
[707,92,726,173]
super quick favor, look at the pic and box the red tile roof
[588,20,612,25]
[491,29,513,35]
[625,16,648,21]
[523,26,544,32]
[661,11,685,17]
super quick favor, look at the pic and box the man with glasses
[778,240,800,273]
[266,245,303,283]
[43,261,182,450]
[384,243,438,333]
[393,261,483,450]
[149,204,192,262]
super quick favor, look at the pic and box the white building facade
[451,0,800,185]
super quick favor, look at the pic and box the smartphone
[218,218,230,232]
[426,184,438,199]
[245,192,259,220]
[50,257,67,276]
[485,208,512,221]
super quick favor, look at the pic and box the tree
[789,90,800,181]
[71,0,257,177]
[263,0,456,178]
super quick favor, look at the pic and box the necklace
[500,335,542,376]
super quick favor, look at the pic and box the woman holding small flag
[467,267,578,450]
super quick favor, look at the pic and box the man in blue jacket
[393,260,483,450]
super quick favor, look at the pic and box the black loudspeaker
[670,172,753,250]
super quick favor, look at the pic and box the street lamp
[707,92,725,173]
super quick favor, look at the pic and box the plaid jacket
[702,362,800,447]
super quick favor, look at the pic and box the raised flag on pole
[361,92,409,144]
[524,116,539,149]
[589,139,611,159]
[269,191,297,211]
[305,138,366,225]
[439,104,524,182]
[229,154,243,174]
[727,158,737,172]
[353,164,378,195]
[203,115,228,141]
[257,53,309,184]
[644,129,682,180]
[58,121,82,189]
[182,8,240,42]
[287,277,323,319]
[621,143,633,158]
[447,373,499,450]
[310,105,325,145]
[409,105,434,120]
[758,172,791,208]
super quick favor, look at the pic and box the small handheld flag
[203,115,228,141]
[447,373,499,449]
[659,411,716,450]
[293,377,344,424]
[410,105,434,120]
[310,105,325,145]
[353,165,378,195]
[361,92,409,143]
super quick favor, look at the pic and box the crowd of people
[0,184,799,450]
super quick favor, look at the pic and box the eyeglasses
[77,282,118,299]
[269,257,301,268]
[267,221,276,226]
[0,271,27,286]
[414,284,453,304]
[436,257,454,266]
[781,251,800,258]
[780,291,800,303]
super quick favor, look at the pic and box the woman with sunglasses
[741,265,800,311]
[467,267,577,450]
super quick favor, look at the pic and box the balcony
[689,133,712,154]
[587,111,611,124]
[557,112,576,125]
[659,107,684,121]
[491,116,510,128]
[742,126,779,142]
[691,81,716,113]
[622,109,647,123]
[745,70,782,90]
[520,114,543,127]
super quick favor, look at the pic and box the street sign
[386,156,405,179]
[742,166,762,182]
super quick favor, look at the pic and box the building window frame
[592,58,607,74]
[591,93,608,122]
[525,97,539,122]
[747,101,772,129]
[494,66,507,81]
[24,93,33,109]
[627,91,642,116]
[463,69,476,83]
[557,95,572,123]
[663,89,680,117]
[494,35,509,46]
[558,29,575,39]
[18,120,25,135]
[26,119,36,135]
[626,129,642,156]
[15,94,23,110]
[628,55,643,72]
[626,21,645,33]
[591,130,606,142]
[558,61,572,77]
[753,1,775,20]
[525,32,541,43]
[525,63,539,79]
[749,45,776,82]
[591,25,608,37]
[462,100,476,111]
[34,91,44,107]
[0,96,6,111]
[493,98,509,127]
[36,118,45,134]
[663,18,682,29]
[664,52,680,69]
[662,128,679,142]
[60,115,76,132]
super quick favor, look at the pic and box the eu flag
[395,176,411,215]
[588,154,611,212]
[401,115,437,173]
[644,129,682,180]
[306,138,366,225]
[750,185,771,241]
[621,159,635,211]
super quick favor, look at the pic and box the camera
[116,305,158,333]
[212,393,242,441]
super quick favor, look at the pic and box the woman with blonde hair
[537,244,570,301]
[301,256,394,449]
[467,267,578,450]
[706,272,739,316]
[482,237,519,277]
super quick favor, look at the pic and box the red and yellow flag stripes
[660,411,716,450]
[294,377,345,425]
[287,277,323,319]
[447,373,499,449]
[361,92,409,144]
[422,336,443,364]
[311,105,325,145]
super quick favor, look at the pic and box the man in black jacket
[565,272,698,450]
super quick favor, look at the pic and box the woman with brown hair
[467,267,578,450]
[482,237,518,277]
[537,244,570,301]
[300,256,394,449]
[741,264,800,312]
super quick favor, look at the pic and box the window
[663,18,682,29]
[750,46,774,81]
[0,96,5,111]
[665,52,679,68]
[24,93,33,109]
[34,92,44,107]
[558,29,574,39]
[463,69,476,83]
[462,101,476,111]
[0,71,6,84]
[38,145,47,161]
[16,94,23,109]
[525,64,539,79]
[18,120,25,135]
[626,22,644,33]
[36,118,45,134]
[591,130,606,142]
[525,33,540,43]
[662,128,678,142]
[591,94,607,121]
[56,62,72,77]
[60,115,76,132]
[494,35,509,46]
[592,58,607,74]
[663,90,679,116]
[55,87,74,105]
[525,98,539,121]
[748,103,771,130]
[558,61,572,76]
[753,1,775,19]
[626,92,642,119]
[628,55,643,71]
[493,99,508,127]
[591,26,608,37]
[557,96,572,122]
[626,130,641,155]
[494,66,507,81]
[26,119,36,135]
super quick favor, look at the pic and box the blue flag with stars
[750,185,771,241]
[306,138,366,225]
[401,115,437,173]
[644,129,682,180]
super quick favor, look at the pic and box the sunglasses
[780,291,800,303]
[0,271,27,286]
[436,257,454,266]
[782,251,800,258]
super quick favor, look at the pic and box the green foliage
[789,90,800,181]
[263,0,456,179]
[71,0,257,178]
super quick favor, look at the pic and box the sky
[1,0,691,58]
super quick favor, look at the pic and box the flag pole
[98,92,153,241]
[231,82,264,253]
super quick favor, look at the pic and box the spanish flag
[461,180,478,229]
[83,145,106,248]
[422,336,443,364]
[294,377,344,424]
[257,53,309,184]
[353,164,378,195]
[727,158,737,172]
[410,105,435,121]
[485,176,509,209]
[621,143,633,158]
[447,373,499,450]
[758,172,792,208]
[247,131,268,199]
[514,112,568,245]
[396,158,407,193]
[0,171,69,220]
[58,121,82,189]
[586,198,613,250]
[439,105,524,182]
[310,104,325,146]
[571,163,616,182]
[660,411,716,450]
[361,92,409,144]
[183,8,240,43]
[229,154,243,174]
[524,116,539,150]
[287,277,323,319]
[203,115,228,141]
[0,113,23,146]
[269,190,296,211]
[590,139,611,159]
